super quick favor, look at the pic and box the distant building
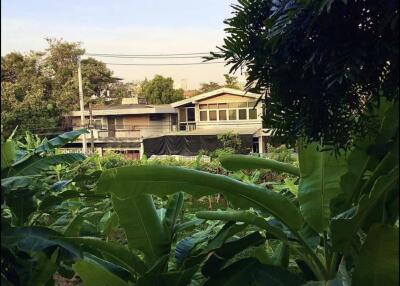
[63,88,268,159]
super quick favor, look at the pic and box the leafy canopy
[210,0,399,149]
[140,75,184,104]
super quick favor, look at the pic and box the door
[108,117,116,137]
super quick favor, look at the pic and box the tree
[81,57,118,99]
[198,81,222,93]
[223,74,241,89]
[1,39,120,136]
[140,75,184,104]
[210,0,399,149]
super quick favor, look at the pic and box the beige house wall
[192,94,263,131]
[199,93,256,104]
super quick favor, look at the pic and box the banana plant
[1,129,98,285]
[68,192,302,286]
[90,99,398,285]
[201,100,399,285]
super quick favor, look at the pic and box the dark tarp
[143,135,254,157]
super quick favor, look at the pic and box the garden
[1,1,399,286]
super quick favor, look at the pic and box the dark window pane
[187,108,195,121]
[249,109,257,119]
[200,111,207,121]
[229,110,237,120]
[219,110,227,120]
[209,110,217,121]
[116,117,124,129]
[239,109,247,120]
[179,109,187,122]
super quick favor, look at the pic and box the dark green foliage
[210,0,399,149]
[140,75,184,104]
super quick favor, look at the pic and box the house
[64,88,267,159]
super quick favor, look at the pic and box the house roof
[171,88,261,108]
[70,104,176,117]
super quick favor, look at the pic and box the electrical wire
[85,55,208,59]
[102,61,225,66]
[85,52,210,57]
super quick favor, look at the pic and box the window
[199,104,207,109]
[219,110,227,120]
[115,117,124,129]
[93,119,103,129]
[249,109,257,119]
[187,108,195,121]
[200,111,207,121]
[218,103,228,109]
[208,104,218,109]
[209,110,217,121]
[238,102,248,108]
[150,114,164,121]
[179,109,186,122]
[238,109,247,120]
[229,110,237,120]
[248,101,257,108]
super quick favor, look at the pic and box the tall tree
[1,39,120,136]
[210,0,399,149]
[223,74,241,89]
[198,81,223,93]
[140,75,184,104]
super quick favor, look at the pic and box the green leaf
[29,249,58,286]
[331,167,399,253]
[73,259,129,286]
[64,237,147,275]
[33,129,88,154]
[63,214,84,237]
[298,143,347,232]
[220,155,300,176]
[96,166,303,231]
[1,227,81,258]
[99,211,119,238]
[112,194,170,264]
[163,192,184,239]
[11,153,85,176]
[202,231,266,277]
[6,189,36,226]
[203,258,303,286]
[1,140,16,170]
[1,175,37,191]
[196,210,287,241]
[353,224,399,286]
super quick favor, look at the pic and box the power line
[85,52,210,57]
[86,55,208,59]
[102,61,226,66]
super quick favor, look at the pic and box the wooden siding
[199,93,256,104]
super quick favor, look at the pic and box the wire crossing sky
[1,0,243,89]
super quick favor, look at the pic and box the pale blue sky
[1,0,243,88]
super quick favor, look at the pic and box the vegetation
[1,39,119,137]
[139,75,184,104]
[1,1,398,286]
[209,0,399,149]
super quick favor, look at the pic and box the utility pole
[89,101,95,154]
[77,56,87,155]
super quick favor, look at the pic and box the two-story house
[64,88,267,159]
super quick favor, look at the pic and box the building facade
[64,88,267,159]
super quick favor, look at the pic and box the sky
[1,0,245,89]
